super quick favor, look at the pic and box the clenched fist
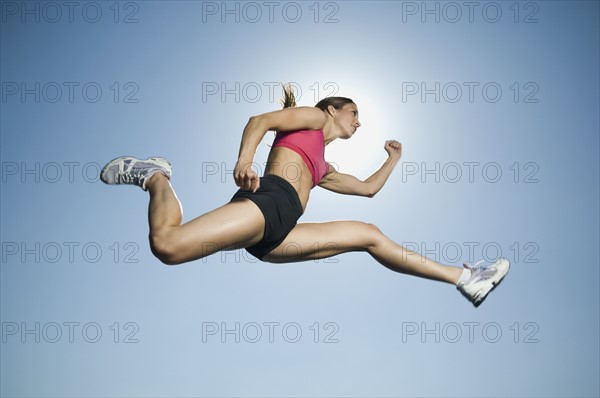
[234,160,260,192]
[384,140,402,160]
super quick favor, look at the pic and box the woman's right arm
[234,107,326,192]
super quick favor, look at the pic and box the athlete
[101,86,509,307]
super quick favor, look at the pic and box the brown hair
[280,83,297,108]
[280,83,354,114]
[314,96,355,115]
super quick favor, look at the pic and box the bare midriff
[264,146,313,212]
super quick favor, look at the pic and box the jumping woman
[100,86,509,307]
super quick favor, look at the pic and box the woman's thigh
[156,198,266,263]
[263,221,383,263]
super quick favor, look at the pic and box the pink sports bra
[272,129,328,188]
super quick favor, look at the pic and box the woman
[100,86,509,307]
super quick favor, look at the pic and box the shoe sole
[100,156,171,184]
[473,259,510,308]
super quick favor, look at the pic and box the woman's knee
[149,232,182,265]
[360,222,386,249]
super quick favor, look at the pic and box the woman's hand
[234,159,260,192]
[384,140,402,160]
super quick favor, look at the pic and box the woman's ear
[327,104,336,117]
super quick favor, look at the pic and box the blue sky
[1,1,599,397]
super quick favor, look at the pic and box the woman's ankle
[145,171,167,190]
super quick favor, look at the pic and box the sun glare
[324,98,385,178]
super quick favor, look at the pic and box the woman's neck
[322,118,338,146]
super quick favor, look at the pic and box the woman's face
[333,102,361,139]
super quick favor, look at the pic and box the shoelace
[117,166,146,186]
[465,259,487,272]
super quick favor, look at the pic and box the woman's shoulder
[285,106,327,128]
[261,106,326,133]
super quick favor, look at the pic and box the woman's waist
[261,173,309,212]
[265,149,313,207]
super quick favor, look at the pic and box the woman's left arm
[319,140,402,197]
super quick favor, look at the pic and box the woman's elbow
[247,114,269,131]
[247,115,261,125]
[363,183,378,198]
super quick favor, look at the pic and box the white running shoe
[457,257,510,307]
[100,156,172,191]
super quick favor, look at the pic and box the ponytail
[280,83,297,108]
[280,83,354,114]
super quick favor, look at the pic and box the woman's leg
[145,173,265,265]
[264,221,463,284]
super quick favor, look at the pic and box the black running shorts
[230,174,304,260]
